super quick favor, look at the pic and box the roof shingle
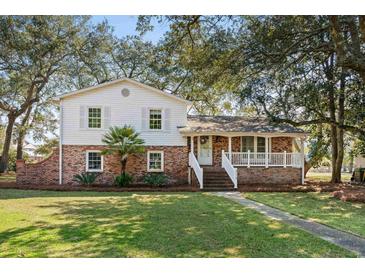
[179,115,306,134]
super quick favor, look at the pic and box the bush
[143,173,168,186]
[115,173,133,187]
[73,172,99,185]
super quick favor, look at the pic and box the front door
[198,136,213,165]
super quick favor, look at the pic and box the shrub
[143,173,168,186]
[115,173,133,187]
[73,172,99,185]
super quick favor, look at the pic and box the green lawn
[306,172,352,182]
[244,192,365,238]
[0,189,355,258]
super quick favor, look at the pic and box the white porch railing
[226,151,302,168]
[221,150,238,188]
[189,152,203,189]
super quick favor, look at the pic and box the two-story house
[16,78,307,190]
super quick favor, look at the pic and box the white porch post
[247,150,251,168]
[228,136,232,162]
[265,136,269,168]
[284,151,287,168]
[300,138,305,184]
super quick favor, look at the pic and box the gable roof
[55,77,192,105]
[179,115,308,136]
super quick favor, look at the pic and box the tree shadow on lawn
[245,192,365,237]
[0,192,354,258]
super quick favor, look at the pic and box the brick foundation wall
[62,145,188,185]
[17,145,189,185]
[16,148,59,185]
[237,167,301,184]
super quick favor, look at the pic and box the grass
[306,172,352,182]
[0,189,355,258]
[244,192,365,238]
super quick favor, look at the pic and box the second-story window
[149,109,162,130]
[88,107,102,128]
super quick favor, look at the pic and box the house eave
[179,130,309,138]
[54,77,192,105]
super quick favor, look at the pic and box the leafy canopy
[102,126,145,162]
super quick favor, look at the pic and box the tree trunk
[330,126,339,183]
[328,87,339,183]
[121,158,127,175]
[16,105,33,160]
[304,161,312,177]
[334,127,344,183]
[324,54,341,183]
[16,133,25,160]
[334,73,346,183]
[0,114,16,173]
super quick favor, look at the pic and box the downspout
[59,100,63,185]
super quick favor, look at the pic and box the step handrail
[222,150,238,189]
[189,152,203,189]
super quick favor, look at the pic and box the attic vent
[121,88,130,97]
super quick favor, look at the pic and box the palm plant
[102,125,145,176]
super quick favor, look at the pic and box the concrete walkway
[215,192,365,257]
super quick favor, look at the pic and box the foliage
[143,173,168,186]
[0,148,29,172]
[73,172,98,185]
[0,16,91,172]
[34,138,59,157]
[353,137,365,157]
[114,173,133,187]
[147,16,365,182]
[102,125,145,176]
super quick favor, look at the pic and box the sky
[91,15,169,43]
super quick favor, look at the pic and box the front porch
[186,134,305,190]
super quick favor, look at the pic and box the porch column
[300,138,305,184]
[265,136,269,168]
[228,136,232,161]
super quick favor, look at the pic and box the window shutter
[103,106,111,129]
[80,106,86,129]
[141,108,147,130]
[164,108,171,131]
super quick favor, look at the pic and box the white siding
[61,81,188,146]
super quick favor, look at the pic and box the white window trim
[87,106,103,130]
[148,108,163,131]
[86,150,104,172]
[240,136,272,153]
[147,150,164,172]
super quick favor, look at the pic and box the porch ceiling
[179,115,308,137]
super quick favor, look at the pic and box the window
[88,107,102,128]
[257,137,266,153]
[149,109,162,130]
[241,136,255,152]
[86,151,103,171]
[147,151,164,172]
[241,136,270,153]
